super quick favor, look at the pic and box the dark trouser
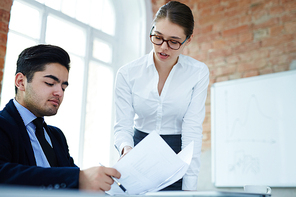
[133,128,183,191]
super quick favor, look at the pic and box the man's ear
[15,73,26,91]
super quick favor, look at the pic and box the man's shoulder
[0,100,19,129]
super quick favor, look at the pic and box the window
[1,0,150,168]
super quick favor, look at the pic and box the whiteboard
[211,70,296,187]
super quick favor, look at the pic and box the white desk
[0,186,271,197]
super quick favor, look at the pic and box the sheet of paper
[106,131,194,195]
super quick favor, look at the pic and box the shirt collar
[147,50,185,68]
[13,98,38,127]
[177,54,185,68]
[147,50,154,68]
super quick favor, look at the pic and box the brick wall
[0,0,12,100]
[1,0,295,151]
[151,0,296,151]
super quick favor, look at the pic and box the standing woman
[114,1,209,191]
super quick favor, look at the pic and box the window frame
[1,0,152,167]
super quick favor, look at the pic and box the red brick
[243,70,259,78]
[284,21,296,33]
[269,45,286,57]
[201,42,212,51]
[212,19,239,32]
[213,22,223,32]
[250,2,265,12]
[281,12,296,23]
[0,55,3,65]
[254,29,269,40]
[240,32,253,43]
[270,25,284,36]
[223,1,240,9]
[222,25,250,37]
[209,47,232,59]
[283,1,296,12]
[206,61,215,68]
[240,15,252,24]
[269,54,290,65]
[227,55,240,64]
[259,66,274,75]
[198,0,221,10]
[263,0,280,8]
[239,48,269,61]
[212,57,227,67]
[253,17,280,30]
[0,21,8,33]
[196,32,221,43]
[223,18,240,29]
[261,34,293,47]
[205,105,211,114]
[205,94,211,105]
[216,75,229,82]
[285,41,296,53]
[201,25,213,34]
[224,7,248,18]
[198,13,224,26]
[151,0,167,16]
[0,9,10,22]
[200,7,212,17]
[225,36,239,46]
[209,76,216,85]
[269,6,285,15]
[282,0,296,3]
[210,64,236,76]
[0,70,3,83]
[273,64,289,72]
[213,5,225,13]
[0,0,13,11]
[0,57,4,66]
[0,44,6,57]
[237,59,266,72]
[287,52,296,62]
[229,72,243,80]
[213,39,227,49]
[0,32,7,45]
[192,52,208,62]
[233,41,261,54]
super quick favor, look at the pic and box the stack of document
[107,131,194,195]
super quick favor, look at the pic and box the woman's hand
[119,146,132,160]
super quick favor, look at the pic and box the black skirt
[133,128,183,191]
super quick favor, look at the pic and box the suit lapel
[43,124,69,167]
[5,100,37,166]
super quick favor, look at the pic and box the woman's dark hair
[15,44,70,94]
[153,1,194,37]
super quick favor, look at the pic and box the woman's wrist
[122,145,132,155]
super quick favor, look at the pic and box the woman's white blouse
[114,50,209,190]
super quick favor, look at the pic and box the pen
[99,163,127,193]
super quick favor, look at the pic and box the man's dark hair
[15,44,70,94]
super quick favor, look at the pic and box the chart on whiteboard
[211,70,296,187]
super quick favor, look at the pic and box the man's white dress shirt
[114,50,209,190]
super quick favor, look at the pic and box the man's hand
[79,166,121,192]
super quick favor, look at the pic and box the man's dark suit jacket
[0,99,80,189]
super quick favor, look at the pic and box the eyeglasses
[149,26,188,50]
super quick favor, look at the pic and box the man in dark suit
[0,44,120,192]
